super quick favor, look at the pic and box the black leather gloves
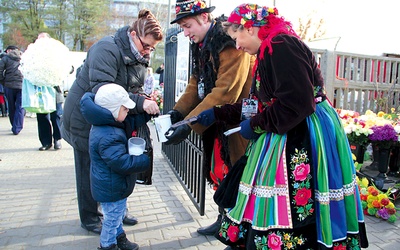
[167,109,184,124]
[164,124,192,145]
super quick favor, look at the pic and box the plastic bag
[22,79,56,113]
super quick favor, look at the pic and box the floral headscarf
[227,4,278,29]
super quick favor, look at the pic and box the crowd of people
[1,0,370,249]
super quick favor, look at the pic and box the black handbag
[213,154,248,209]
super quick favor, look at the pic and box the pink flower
[293,163,310,181]
[268,233,283,250]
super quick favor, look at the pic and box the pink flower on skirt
[293,163,310,181]
[268,233,283,250]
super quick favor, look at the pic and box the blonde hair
[129,9,163,41]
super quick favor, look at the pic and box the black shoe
[197,214,223,236]
[54,140,62,150]
[81,222,102,234]
[39,144,52,151]
[98,244,118,250]
[117,232,139,250]
[123,214,138,226]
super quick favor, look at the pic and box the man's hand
[143,99,160,115]
[164,124,192,145]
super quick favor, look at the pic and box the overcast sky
[209,0,399,56]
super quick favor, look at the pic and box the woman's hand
[240,119,260,140]
[143,99,160,115]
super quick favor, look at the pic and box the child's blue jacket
[80,92,150,202]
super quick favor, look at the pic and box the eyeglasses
[137,35,156,52]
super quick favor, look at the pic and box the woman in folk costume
[194,4,369,249]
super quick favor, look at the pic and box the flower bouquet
[338,109,372,146]
[20,37,71,87]
[344,120,373,147]
[368,124,398,149]
[357,176,398,222]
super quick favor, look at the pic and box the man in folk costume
[165,0,254,237]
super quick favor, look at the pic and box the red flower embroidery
[267,233,283,250]
[333,244,346,250]
[294,188,311,206]
[227,225,240,242]
[175,6,181,14]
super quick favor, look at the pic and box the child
[80,83,150,250]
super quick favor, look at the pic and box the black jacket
[0,50,23,89]
[62,26,148,151]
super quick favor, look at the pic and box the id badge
[241,98,258,120]
[198,79,205,100]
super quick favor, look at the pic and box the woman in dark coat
[61,9,163,234]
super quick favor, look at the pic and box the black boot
[97,244,118,250]
[197,214,223,236]
[117,232,139,250]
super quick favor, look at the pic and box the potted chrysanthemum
[343,118,373,164]
[368,124,398,178]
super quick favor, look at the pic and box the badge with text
[241,98,258,120]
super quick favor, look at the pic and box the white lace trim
[315,176,357,204]
[238,183,289,197]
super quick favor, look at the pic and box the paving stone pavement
[1,116,400,250]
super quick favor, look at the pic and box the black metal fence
[162,27,207,215]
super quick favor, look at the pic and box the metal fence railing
[162,27,206,215]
